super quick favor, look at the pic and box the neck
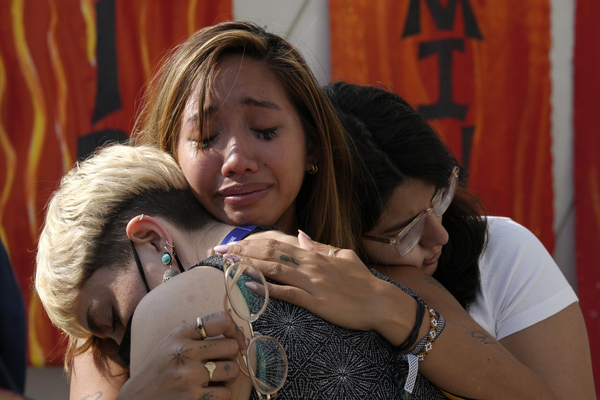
[171,221,236,270]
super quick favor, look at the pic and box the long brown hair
[133,21,357,249]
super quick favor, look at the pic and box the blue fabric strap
[220,225,278,245]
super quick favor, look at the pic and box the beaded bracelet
[409,306,445,362]
[395,297,426,353]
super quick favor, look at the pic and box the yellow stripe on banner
[188,0,198,34]
[0,51,17,253]
[140,1,151,80]
[48,0,73,173]
[80,0,97,67]
[12,0,47,245]
[12,0,47,366]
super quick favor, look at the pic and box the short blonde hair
[133,21,358,250]
[35,144,211,340]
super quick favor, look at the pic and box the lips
[218,182,273,206]
[423,250,442,266]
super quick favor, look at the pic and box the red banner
[0,0,231,366]
[330,0,554,250]
[574,0,600,388]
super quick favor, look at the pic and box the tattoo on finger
[170,345,192,365]
[199,392,214,400]
[280,255,300,266]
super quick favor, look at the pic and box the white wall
[234,0,578,289]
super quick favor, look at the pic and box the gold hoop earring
[308,163,318,175]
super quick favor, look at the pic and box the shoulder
[475,217,577,339]
[482,217,554,269]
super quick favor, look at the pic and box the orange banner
[574,0,600,389]
[330,0,554,250]
[0,0,231,366]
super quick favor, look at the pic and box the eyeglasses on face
[363,166,459,256]
[223,259,288,399]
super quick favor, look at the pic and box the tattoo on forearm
[170,345,192,365]
[463,325,498,346]
[80,392,103,400]
[199,392,214,399]
[280,255,299,265]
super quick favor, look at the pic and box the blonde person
[36,144,447,399]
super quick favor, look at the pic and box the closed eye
[251,127,278,140]
[111,308,120,333]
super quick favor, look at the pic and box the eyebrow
[206,97,282,116]
[380,217,415,235]
[86,306,103,336]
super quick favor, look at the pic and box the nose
[419,214,449,249]
[220,134,260,177]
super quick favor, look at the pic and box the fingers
[177,311,247,351]
[203,360,241,383]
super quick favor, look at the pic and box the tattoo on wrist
[280,255,299,265]
[170,345,192,365]
[80,392,103,400]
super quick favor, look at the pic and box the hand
[119,311,247,400]
[215,232,416,337]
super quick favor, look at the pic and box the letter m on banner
[330,0,554,253]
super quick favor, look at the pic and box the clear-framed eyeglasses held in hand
[363,166,460,256]
[223,259,288,399]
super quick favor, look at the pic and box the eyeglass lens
[224,262,288,396]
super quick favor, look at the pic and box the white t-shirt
[468,217,578,340]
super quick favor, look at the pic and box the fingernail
[223,254,241,263]
[214,244,230,254]
[245,282,258,290]
[298,229,311,240]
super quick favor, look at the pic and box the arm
[499,303,595,399]
[129,266,252,400]
[70,340,127,400]
[479,217,595,399]
[69,267,250,400]
[219,234,558,399]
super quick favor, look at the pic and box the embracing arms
[218,233,561,399]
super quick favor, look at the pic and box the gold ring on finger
[205,361,216,381]
[197,317,208,340]
[328,245,341,257]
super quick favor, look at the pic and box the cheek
[363,240,423,268]
[179,152,218,192]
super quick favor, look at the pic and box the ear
[126,214,172,253]
[305,146,322,172]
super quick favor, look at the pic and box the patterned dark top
[194,255,446,400]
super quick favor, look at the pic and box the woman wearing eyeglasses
[322,82,594,399]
